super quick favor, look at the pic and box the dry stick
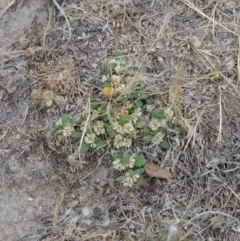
[52,0,71,43]
[0,0,16,19]
[137,13,170,72]
[181,0,238,36]
[238,35,240,84]
[215,86,222,146]
[53,191,66,238]
[42,4,53,58]
[122,0,126,28]
[183,107,205,151]
[77,97,91,161]
[180,214,209,241]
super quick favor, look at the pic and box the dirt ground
[0,0,240,241]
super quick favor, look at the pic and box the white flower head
[125,76,133,84]
[116,84,126,93]
[164,108,174,121]
[133,173,140,182]
[113,159,126,171]
[122,173,140,187]
[85,133,97,147]
[62,124,74,137]
[128,157,135,168]
[102,74,109,82]
[114,134,123,148]
[130,108,142,123]
[113,122,125,135]
[122,137,132,148]
[93,120,105,135]
[115,63,122,73]
[122,172,134,187]
[152,131,165,145]
[124,102,133,110]
[123,123,134,133]
[109,59,117,64]
[91,109,100,120]
[111,75,121,86]
[149,118,161,131]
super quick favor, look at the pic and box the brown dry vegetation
[0,0,240,241]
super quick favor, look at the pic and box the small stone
[157,56,164,66]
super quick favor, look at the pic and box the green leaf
[143,135,153,142]
[80,143,90,152]
[143,126,152,133]
[121,155,131,164]
[117,176,126,181]
[233,68,238,76]
[91,101,101,109]
[119,115,130,125]
[128,170,135,176]
[113,154,122,160]
[134,168,144,174]
[103,115,108,122]
[55,129,63,135]
[160,140,170,149]
[109,165,115,171]
[53,124,64,130]
[115,53,124,61]
[107,126,118,137]
[70,131,80,139]
[134,156,146,167]
[135,118,143,129]
[152,109,165,119]
[102,63,109,73]
[103,81,111,87]
[95,138,105,147]
[139,94,149,100]
[135,100,143,108]
[139,66,148,74]
[166,122,175,135]
[61,114,70,124]
[167,121,175,129]
[166,129,172,135]
[69,118,77,125]
[132,92,138,99]
[116,97,128,104]
[146,98,155,105]
[136,178,144,186]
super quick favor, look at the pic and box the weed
[52,54,185,187]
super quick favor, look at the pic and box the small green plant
[52,54,184,187]
[231,67,238,78]
[53,114,80,138]
[110,154,146,186]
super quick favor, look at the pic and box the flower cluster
[112,154,146,187]
[113,156,135,171]
[52,54,185,188]
[122,172,140,187]
[85,133,97,148]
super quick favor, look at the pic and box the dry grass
[1,0,240,240]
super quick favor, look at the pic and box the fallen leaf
[144,162,174,179]
[139,199,150,206]
[102,232,112,241]
[99,180,108,187]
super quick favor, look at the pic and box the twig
[0,0,16,19]
[42,3,53,58]
[52,0,72,43]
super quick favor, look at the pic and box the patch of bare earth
[0,0,240,241]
